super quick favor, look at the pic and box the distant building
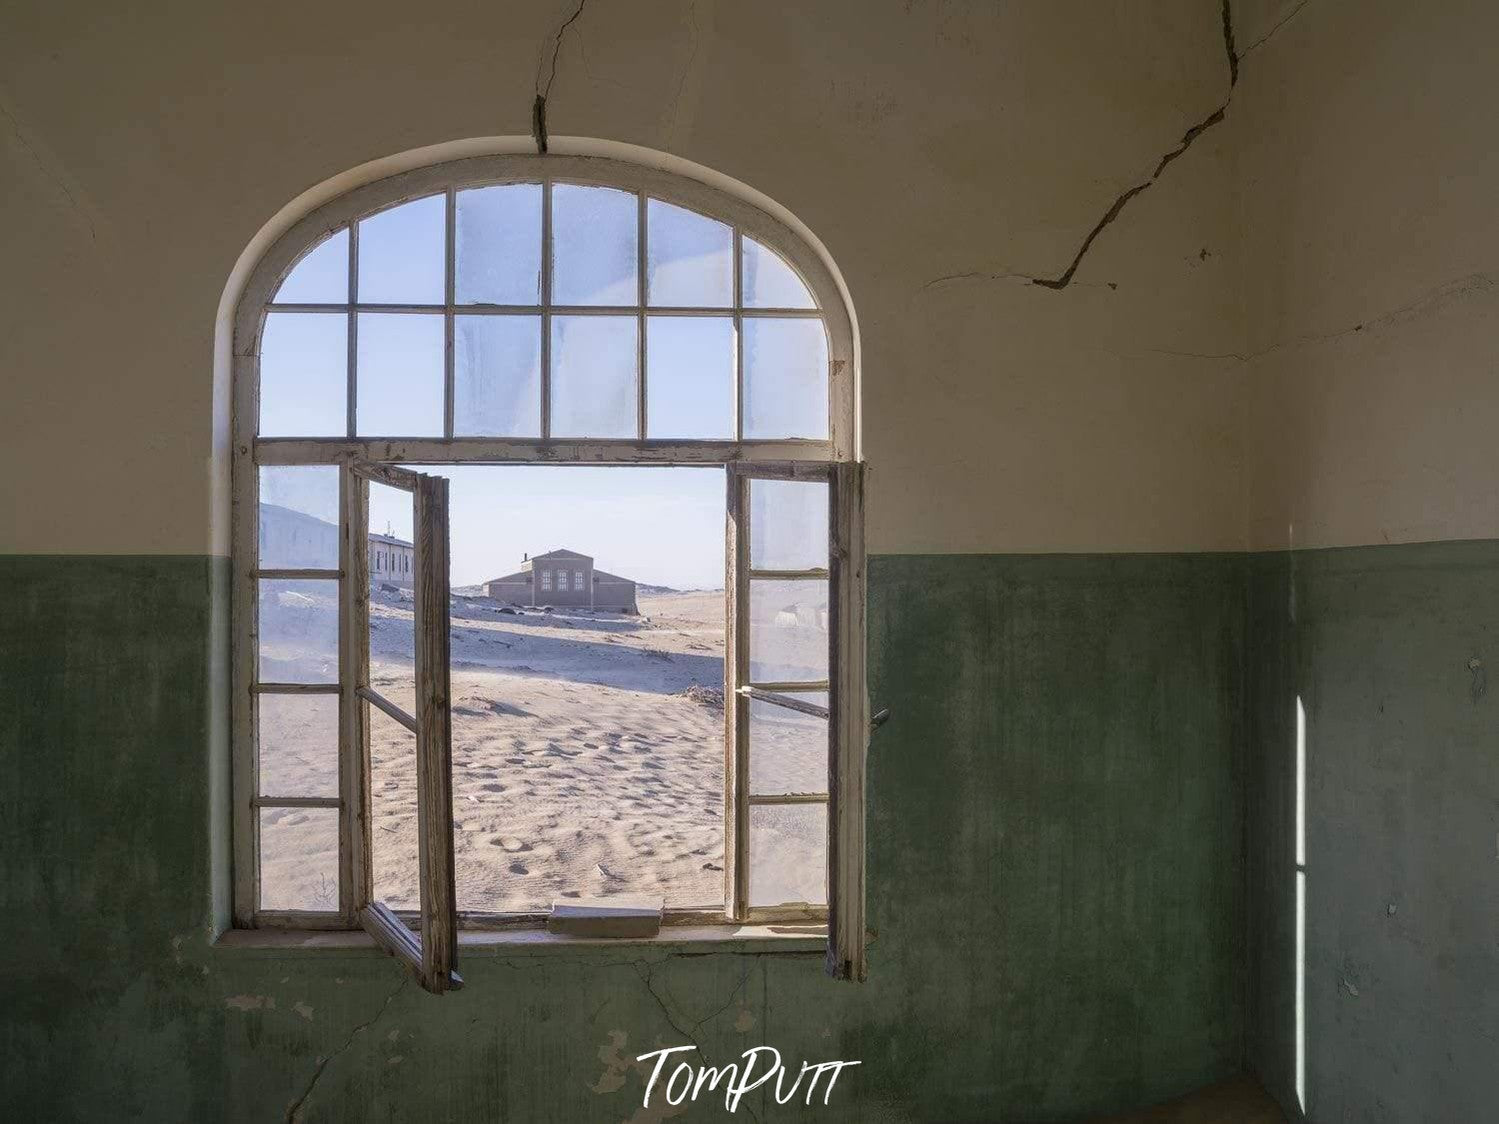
[259,503,413,589]
[484,548,637,612]
[367,531,414,588]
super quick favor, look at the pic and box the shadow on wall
[1246,543,1499,1123]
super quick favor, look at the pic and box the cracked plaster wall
[1,0,1245,556]
[6,1,1499,1121]
[1233,2,1499,1121]
[1237,0,1499,550]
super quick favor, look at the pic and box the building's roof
[483,566,635,587]
[260,502,335,531]
[532,548,592,561]
[261,502,410,548]
[484,569,529,585]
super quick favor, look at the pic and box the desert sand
[256,584,828,916]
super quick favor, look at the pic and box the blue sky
[258,185,825,589]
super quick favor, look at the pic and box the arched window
[232,154,865,990]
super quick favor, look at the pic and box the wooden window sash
[348,461,462,994]
[826,460,867,981]
[726,462,867,980]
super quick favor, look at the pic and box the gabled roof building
[483,549,637,612]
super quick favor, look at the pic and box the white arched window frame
[231,154,866,988]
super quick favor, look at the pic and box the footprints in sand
[365,594,729,912]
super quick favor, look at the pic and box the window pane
[357,194,445,304]
[258,465,340,570]
[259,807,339,911]
[368,479,415,547]
[749,479,828,571]
[551,184,637,306]
[742,236,816,309]
[357,313,444,437]
[646,316,734,439]
[454,315,541,437]
[743,318,828,440]
[369,481,416,710]
[749,578,828,684]
[456,184,542,305]
[258,578,339,684]
[749,803,826,907]
[258,693,339,798]
[259,312,347,437]
[550,315,637,437]
[369,706,419,910]
[273,228,348,304]
[647,199,731,307]
[749,693,828,796]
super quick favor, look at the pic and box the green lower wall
[1,553,1247,1122]
[1245,540,1499,1122]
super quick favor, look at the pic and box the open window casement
[344,462,461,994]
[726,462,868,981]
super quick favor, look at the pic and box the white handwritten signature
[636,1045,860,1112]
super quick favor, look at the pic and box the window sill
[214,923,828,958]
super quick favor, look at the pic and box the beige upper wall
[1,0,1247,556]
[1238,0,1499,550]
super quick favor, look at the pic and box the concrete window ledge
[214,924,828,959]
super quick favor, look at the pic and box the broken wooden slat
[357,685,417,734]
[361,900,422,965]
[738,685,830,720]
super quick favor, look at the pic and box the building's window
[232,154,865,990]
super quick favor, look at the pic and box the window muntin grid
[258,179,832,446]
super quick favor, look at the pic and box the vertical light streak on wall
[1295,695,1307,1114]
